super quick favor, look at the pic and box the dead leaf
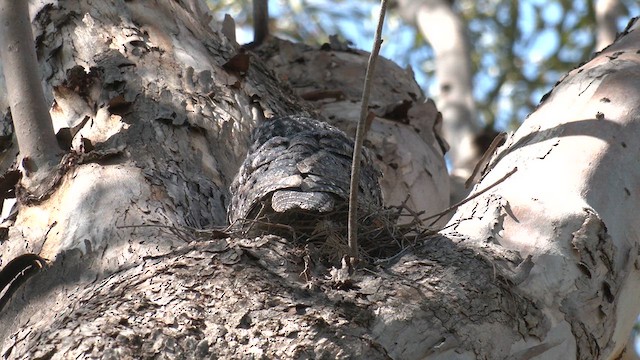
[223,51,251,75]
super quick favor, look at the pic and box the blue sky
[231,0,638,130]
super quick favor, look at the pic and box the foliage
[207,0,637,132]
[460,0,636,130]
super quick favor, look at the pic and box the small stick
[465,132,506,188]
[348,0,388,260]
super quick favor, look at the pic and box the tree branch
[0,0,61,190]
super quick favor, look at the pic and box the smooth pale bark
[447,18,640,359]
[0,1,639,359]
[0,0,62,193]
[397,0,480,201]
[595,0,622,51]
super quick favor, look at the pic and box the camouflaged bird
[229,115,382,234]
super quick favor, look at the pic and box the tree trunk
[0,1,639,359]
[397,0,481,203]
[595,0,623,51]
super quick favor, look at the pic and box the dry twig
[348,0,389,260]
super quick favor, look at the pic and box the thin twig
[465,132,506,188]
[425,167,518,226]
[348,0,388,260]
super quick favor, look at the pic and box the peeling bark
[447,18,640,358]
[0,0,308,348]
[0,1,639,359]
[260,38,450,222]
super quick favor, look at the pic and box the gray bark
[260,38,450,223]
[0,1,639,359]
[0,0,61,193]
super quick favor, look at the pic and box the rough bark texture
[0,1,639,359]
[0,0,309,348]
[260,38,450,222]
[228,115,382,226]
